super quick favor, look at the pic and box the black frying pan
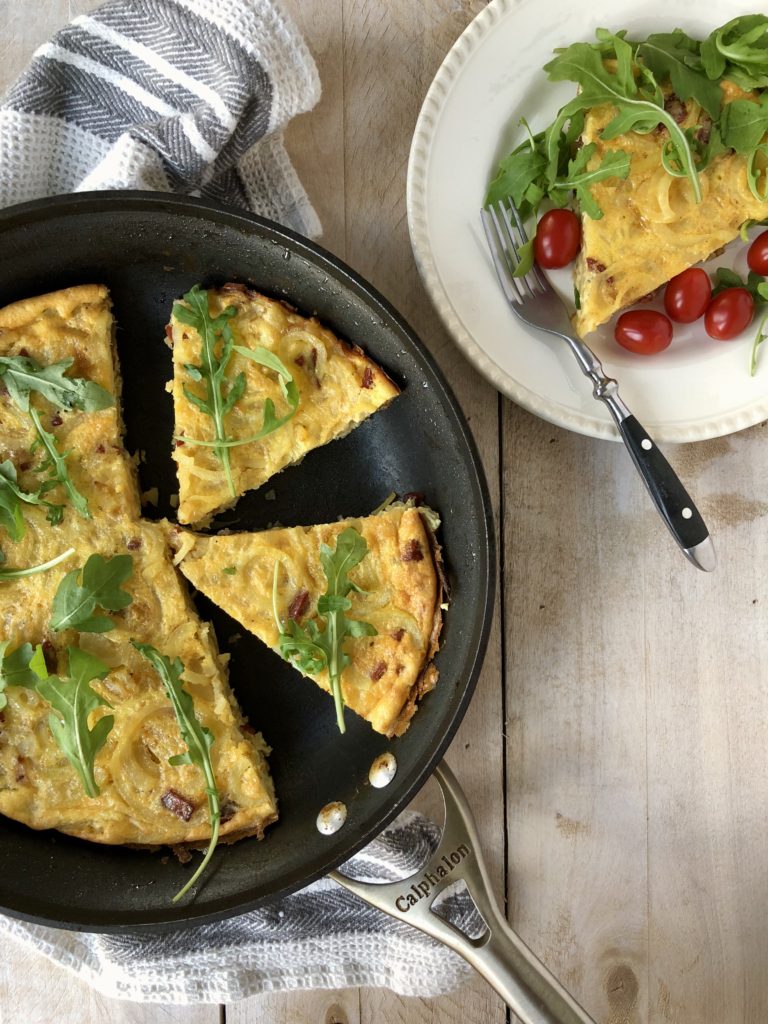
[0,192,494,931]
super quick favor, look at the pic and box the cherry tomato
[704,288,754,340]
[664,268,712,323]
[747,231,768,275]
[534,209,581,269]
[614,310,673,355]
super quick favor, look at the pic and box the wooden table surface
[2,3,768,1023]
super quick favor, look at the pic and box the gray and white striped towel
[0,0,321,236]
[2,811,478,1003]
[0,0,476,1003]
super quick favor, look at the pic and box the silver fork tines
[481,201,546,303]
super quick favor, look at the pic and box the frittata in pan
[0,286,277,868]
[170,504,443,737]
[0,512,277,847]
[168,284,399,526]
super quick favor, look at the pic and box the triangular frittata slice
[170,505,443,737]
[0,511,277,846]
[0,284,140,521]
[168,284,400,525]
[574,86,768,337]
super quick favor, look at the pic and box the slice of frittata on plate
[574,84,768,337]
[169,504,444,737]
[167,284,400,526]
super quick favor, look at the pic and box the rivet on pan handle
[330,761,596,1024]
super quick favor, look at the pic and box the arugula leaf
[35,647,113,798]
[720,95,768,154]
[174,286,242,498]
[50,553,133,633]
[751,310,768,375]
[0,641,42,710]
[274,527,377,734]
[132,643,220,902]
[544,34,702,202]
[711,266,768,300]
[0,460,40,542]
[29,407,90,521]
[637,32,722,119]
[177,345,300,450]
[702,16,768,90]
[0,546,75,582]
[486,141,548,211]
[0,355,113,413]
[550,144,631,219]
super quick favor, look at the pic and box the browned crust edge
[388,511,446,738]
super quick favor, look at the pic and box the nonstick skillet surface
[0,192,494,931]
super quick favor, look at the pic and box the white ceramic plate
[407,0,768,442]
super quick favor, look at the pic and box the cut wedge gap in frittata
[168,503,444,738]
[168,284,400,527]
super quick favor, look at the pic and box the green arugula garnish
[0,459,42,542]
[173,286,243,498]
[0,353,113,523]
[0,355,113,413]
[752,310,768,375]
[28,408,88,523]
[0,546,75,581]
[174,287,298,484]
[486,20,768,234]
[549,144,631,219]
[273,527,377,734]
[701,16,768,90]
[50,553,133,633]
[33,646,114,799]
[132,643,220,902]
[543,30,702,202]
[0,640,44,710]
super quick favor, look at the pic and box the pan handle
[330,761,595,1024]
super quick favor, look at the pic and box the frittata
[575,84,768,337]
[168,284,400,526]
[169,505,443,737]
[0,286,277,849]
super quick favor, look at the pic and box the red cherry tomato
[664,268,712,323]
[614,310,673,355]
[534,209,581,269]
[704,288,754,340]
[747,231,768,275]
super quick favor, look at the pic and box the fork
[481,200,715,572]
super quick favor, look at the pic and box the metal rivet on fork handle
[331,762,596,1024]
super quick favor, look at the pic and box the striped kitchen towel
[1,810,481,1002]
[0,0,321,236]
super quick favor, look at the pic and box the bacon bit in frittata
[126,537,142,551]
[220,800,240,824]
[402,538,424,562]
[392,628,406,642]
[403,491,425,505]
[295,354,305,367]
[50,414,63,427]
[95,443,106,453]
[14,756,28,783]
[164,324,174,343]
[161,789,196,822]
[288,589,310,621]
[586,257,606,273]
[41,639,57,673]
[370,661,387,682]
[362,367,374,389]
[174,439,185,448]
[664,94,686,124]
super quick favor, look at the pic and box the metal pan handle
[330,761,595,1024]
